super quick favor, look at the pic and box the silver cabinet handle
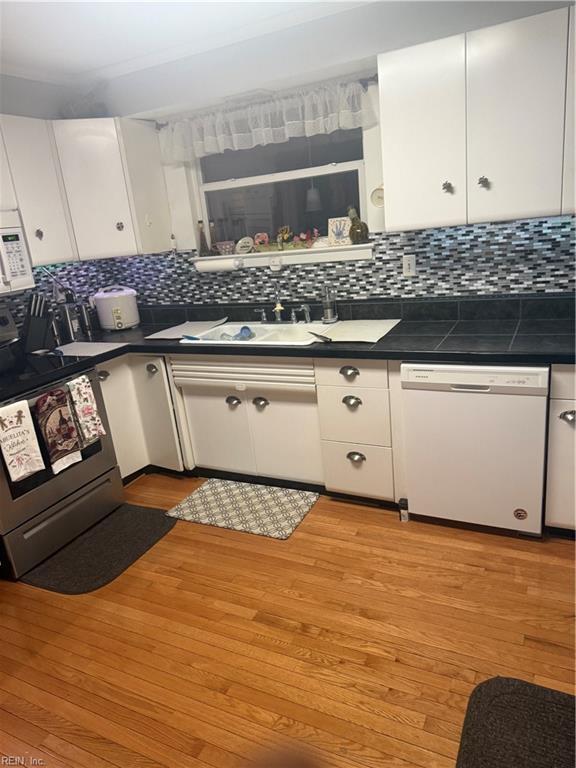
[146,363,158,375]
[97,370,110,381]
[342,395,362,409]
[116,221,124,231]
[559,410,576,424]
[346,451,366,464]
[478,176,491,189]
[225,395,241,407]
[339,365,360,380]
[252,397,270,408]
[442,181,454,194]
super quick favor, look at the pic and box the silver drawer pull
[559,410,576,424]
[146,363,158,375]
[252,396,270,408]
[347,451,366,464]
[342,395,362,409]
[339,365,360,380]
[225,395,241,407]
[97,370,110,381]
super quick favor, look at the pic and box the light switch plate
[403,254,417,277]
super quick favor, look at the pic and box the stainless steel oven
[0,368,124,578]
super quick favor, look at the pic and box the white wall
[0,74,75,119]
[91,2,569,119]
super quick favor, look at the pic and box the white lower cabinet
[170,356,323,484]
[545,365,576,530]
[316,359,394,501]
[321,442,394,500]
[246,384,323,483]
[180,382,256,474]
[317,385,391,446]
[96,354,182,478]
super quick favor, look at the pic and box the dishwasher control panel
[401,364,549,395]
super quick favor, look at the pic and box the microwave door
[0,228,35,293]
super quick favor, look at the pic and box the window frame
[198,159,367,244]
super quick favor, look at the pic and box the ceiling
[0,1,362,84]
[0,1,570,120]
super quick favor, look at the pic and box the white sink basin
[181,322,332,346]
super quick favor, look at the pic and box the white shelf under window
[191,243,374,272]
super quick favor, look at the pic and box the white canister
[92,286,140,331]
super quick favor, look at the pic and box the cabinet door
[131,356,183,472]
[1,116,77,265]
[467,9,568,222]
[545,399,576,529]
[247,384,323,484]
[562,7,575,214]
[117,119,172,254]
[53,118,138,260]
[181,383,256,474]
[378,34,466,231]
[96,358,148,478]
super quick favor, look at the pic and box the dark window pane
[205,170,359,242]
[200,129,362,183]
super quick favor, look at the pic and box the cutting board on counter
[312,319,401,343]
[145,319,227,340]
[56,342,129,356]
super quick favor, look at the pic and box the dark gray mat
[21,504,176,594]
[457,677,575,768]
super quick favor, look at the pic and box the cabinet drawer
[550,365,576,400]
[321,441,394,501]
[315,359,388,388]
[317,386,391,446]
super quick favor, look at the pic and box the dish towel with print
[68,375,106,448]
[0,400,45,482]
[34,388,82,475]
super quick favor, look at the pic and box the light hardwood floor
[0,473,573,768]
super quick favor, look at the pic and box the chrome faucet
[299,304,312,323]
[253,307,268,323]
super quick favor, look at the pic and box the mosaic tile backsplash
[3,215,574,325]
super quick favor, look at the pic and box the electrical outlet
[403,254,417,277]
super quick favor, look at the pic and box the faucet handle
[253,307,268,323]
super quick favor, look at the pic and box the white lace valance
[160,79,375,163]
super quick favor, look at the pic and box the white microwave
[0,210,35,294]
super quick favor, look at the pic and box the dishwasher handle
[450,384,491,392]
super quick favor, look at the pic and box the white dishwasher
[401,364,549,535]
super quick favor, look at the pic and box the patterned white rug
[166,478,319,539]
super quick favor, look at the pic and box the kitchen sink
[181,322,333,346]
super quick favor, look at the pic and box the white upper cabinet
[1,115,78,266]
[562,7,575,214]
[378,35,467,231]
[0,131,17,211]
[467,9,569,223]
[53,118,138,260]
[117,118,172,254]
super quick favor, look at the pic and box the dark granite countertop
[1,313,574,402]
